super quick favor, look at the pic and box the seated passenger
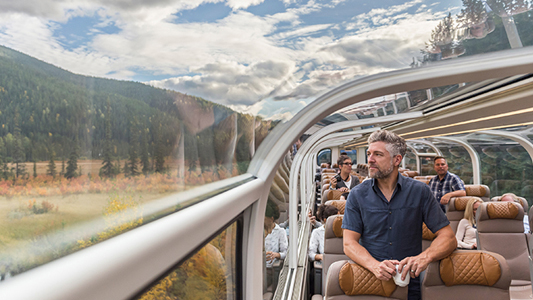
[456,198,482,249]
[501,193,530,233]
[308,204,339,262]
[264,200,288,268]
[329,155,359,199]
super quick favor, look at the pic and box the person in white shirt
[456,198,482,249]
[308,204,339,261]
[501,193,530,233]
[264,200,288,268]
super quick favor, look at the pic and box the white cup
[393,265,410,287]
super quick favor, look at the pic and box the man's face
[367,141,396,179]
[340,158,352,173]
[434,158,448,176]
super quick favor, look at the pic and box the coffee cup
[392,265,410,287]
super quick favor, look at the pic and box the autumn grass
[0,192,170,250]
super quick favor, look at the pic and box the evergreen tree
[47,151,57,178]
[33,161,37,178]
[153,120,165,173]
[141,129,150,174]
[128,122,139,176]
[101,101,114,177]
[13,108,26,178]
[65,143,79,179]
[61,158,65,176]
[123,160,129,177]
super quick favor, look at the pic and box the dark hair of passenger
[433,156,446,162]
[337,154,350,166]
[367,130,407,157]
[265,200,280,220]
[317,204,339,223]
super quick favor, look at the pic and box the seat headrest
[320,163,327,168]
[332,164,339,168]
[327,190,344,200]
[491,196,528,212]
[440,252,501,287]
[339,261,396,297]
[465,185,488,197]
[486,202,520,219]
[325,199,346,214]
[325,215,344,238]
[449,196,480,211]
[423,223,436,241]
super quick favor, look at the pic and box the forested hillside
[0,45,274,179]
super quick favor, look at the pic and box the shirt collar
[437,171,450,182]
[370,171,404,191]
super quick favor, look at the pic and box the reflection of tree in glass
[486,0,532,17]
[426,13,466,59]
[458,0,496,39]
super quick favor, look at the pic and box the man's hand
[370,260,399,281]
[315,254,323,261]
[266,251,280,262]
[440,193,451,205]
[472,242,477,249]
[398,254,431,280]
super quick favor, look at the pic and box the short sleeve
[342,191,363,233]
[422,185,450,233]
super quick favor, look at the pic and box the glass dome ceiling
[2,0,532,123]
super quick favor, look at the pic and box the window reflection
[436,146,473,184]
[136,221,239,300]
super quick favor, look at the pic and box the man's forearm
[344,238,380,270]
[447,190,466,198]
[421,230,456,262]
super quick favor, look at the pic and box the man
[428,156,466,212]
[342,130,456,300]
[329,155,360,199]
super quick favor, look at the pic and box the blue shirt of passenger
[342,173,449,262]
[428,171,465,212]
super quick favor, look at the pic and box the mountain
[0,45,273,176]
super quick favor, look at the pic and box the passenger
[329,155,360,199]
[342,130,456,300]
[308,204,339,262]
[501,193,530,233]
[456,198,482,249]
[428,156,466,212]
[264,200,288,268]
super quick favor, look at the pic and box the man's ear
[394,155,402,167]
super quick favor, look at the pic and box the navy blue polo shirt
[342,173,449,261]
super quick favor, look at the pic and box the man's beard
[369,162,394,179]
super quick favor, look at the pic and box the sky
[0,0,462,121]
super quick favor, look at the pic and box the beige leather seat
[422,250,511,300]
[465,184,491,201]
[477,201,531,298]
[447,197,481,233]
[325,200,346,214]
[325,260,408,300]
[323,190,344,201]
[323,215,349,293]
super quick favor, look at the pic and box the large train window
[135,219,241,300]
[469,135,533,202]
[341,149,357,165]
[317,149,331,167]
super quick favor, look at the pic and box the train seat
[325,200,346,214]
[465,184,491,201]
[421,250,511,300]
[404,171,419,178]
[447,197,481,233]
[325,260,408,300]
[323,215,350,293]
[477,201,531,297]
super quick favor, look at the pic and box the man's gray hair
[367,130,407,157]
